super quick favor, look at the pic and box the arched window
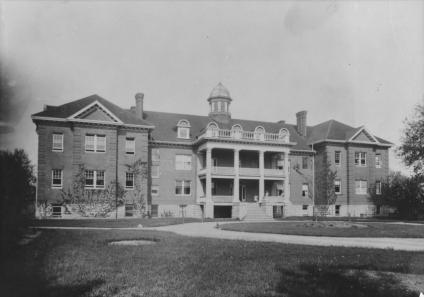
[254,126,265,141]
[278,128,289,142]
[177,119,191,139]
[207,122,219,137]
[231,124,243,139]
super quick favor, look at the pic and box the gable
[351,130,376,143]
[75,104,118,122]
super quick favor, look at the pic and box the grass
[221,221,424,238]
[1,229,423,297]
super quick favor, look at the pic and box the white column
[233,149,240,202]
[205,148,213,218]
[284,151,290,198]
[259,150,265,201]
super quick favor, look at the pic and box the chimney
[135,93,144,119]
[296,110,307,137]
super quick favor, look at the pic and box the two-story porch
[196,142,292,219]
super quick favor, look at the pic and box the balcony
[212,166,234,176]
[199,128,291,144]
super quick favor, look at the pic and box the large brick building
[32,83,392,219]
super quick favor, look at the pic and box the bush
[0,149,36,254]
[370,172,424,219]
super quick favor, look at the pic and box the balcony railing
[200,128,290,143]
[264,168,285,177]
[212,195,234,203]
[262,195,285,204]
[212,166,234,176]
[197,196,206,204]
[239,167,260,176]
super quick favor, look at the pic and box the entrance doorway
[273,205,284,218]
[241,185,247,202]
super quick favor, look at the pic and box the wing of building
[32,83,393,219]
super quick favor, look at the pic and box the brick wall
[289,153,314,205]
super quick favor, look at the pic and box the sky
[0,0,423,174]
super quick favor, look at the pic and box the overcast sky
[1,0,423,174]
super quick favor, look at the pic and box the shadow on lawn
[272,264,418,297]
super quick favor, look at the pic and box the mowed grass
[1,229,424,297]
[221,221,424,238]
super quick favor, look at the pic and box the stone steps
[242,203,274,222]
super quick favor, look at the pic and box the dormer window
[231,124,242,139]
[254,126,265,141]
[207,122,219,137]
[278,128,289,143]
[177,120,191,139]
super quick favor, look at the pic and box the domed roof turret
[207,82,232,101]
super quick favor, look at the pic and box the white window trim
[151,165,160,178]
[355,180,368,195]
[151,186,159,196]
[85,134,106,153]
[175,180,192,196]
[301,183,309,197]
[376,181,382,195]
[125,172,135,189]
[177,119,191,139]
[52,133,64,152]
[125,138,135,155]
[334,180,342,194]
[175,155,192,170]
[152,149,160,162]
[375,154,382,168]
[84,170,105,189]
[354,152,367,167]
[335,151,341,166]
[51,169,63,189]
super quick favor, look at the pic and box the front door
[241,185,247,202]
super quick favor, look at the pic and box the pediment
[349,127,379,143]
[68,101,122,123]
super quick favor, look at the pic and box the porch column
[259,150,265,201]
[233,149,240,202]
[284,151,290,198]
[205,148,213,217]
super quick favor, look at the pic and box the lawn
[220,221,424,238]
[1,229,423,297]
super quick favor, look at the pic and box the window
[278,128,289,142]
[125,172,134,189]
[213,102,218,112]
[302,205,308,210]
[254,126,265,141]
[302,157,308,169]
[84,170,105,189]
[151,165,159,178]
[177,120,190,139]
[231,124,243,139]
[302,183,309,197]
[376,181,382,195]
[52,133,63,152]
[152,149,160,162]
[175,155,192,170]
[355,180,368,195]
[335,205,341,216]
[207,122,219,137]
[375,154,382,168]
[175,180,191,196]
[51,169,63,188]
[334,180,341,194]
[151,186,159,196]
[52,205,62,217]
[354,152,367,166]
[335,151,341,166]
[125,137,135,154]
[125,204,134,217]
[85,134,106,152]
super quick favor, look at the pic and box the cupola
[207,82,232,123]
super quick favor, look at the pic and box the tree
[398,102,424,175]
[0,149,36,253]
[125,159,148,217]
[370,172,424,219]
[314,152,337,217]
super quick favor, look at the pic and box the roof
[208,82,232,101]
[307,119,392,145]
[143,110,312,150]
[32,94,153,127]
